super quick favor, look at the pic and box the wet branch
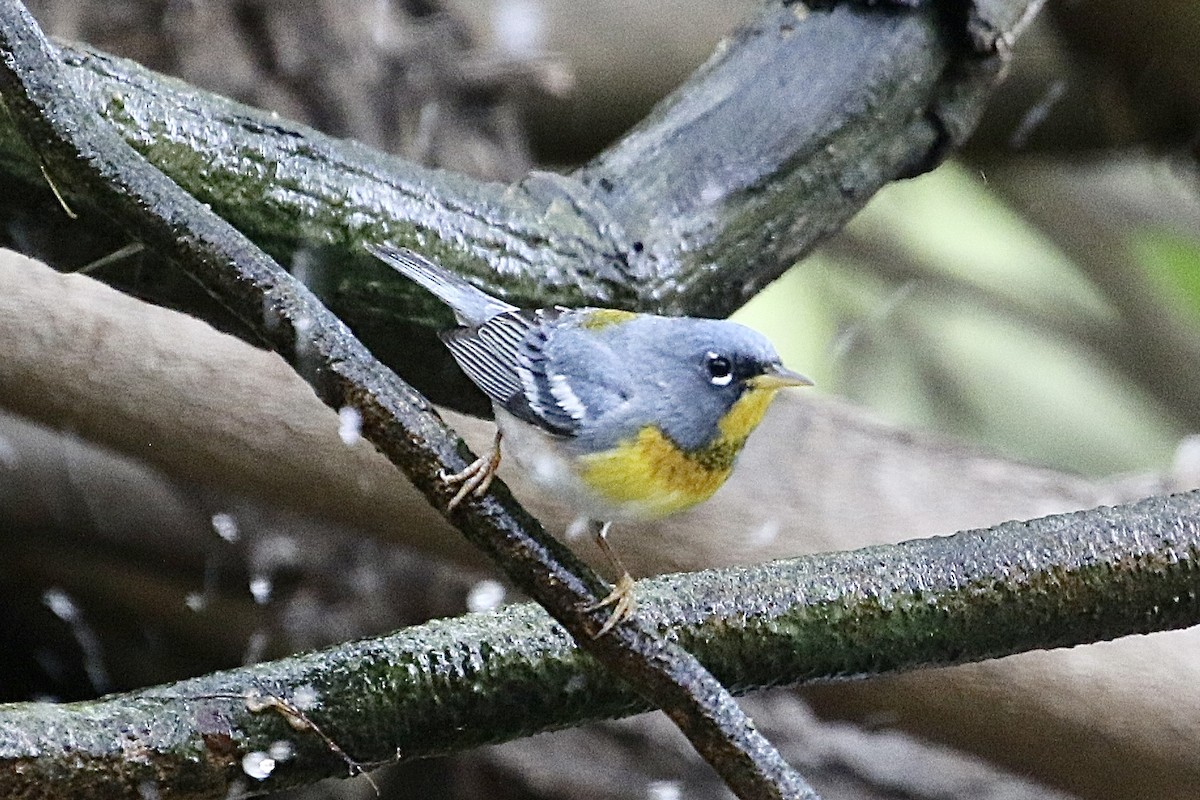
[3,490,1198,796]
[0,1,1039,321]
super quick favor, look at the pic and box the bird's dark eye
[705,351,734,386]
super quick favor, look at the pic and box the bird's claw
[442,434,502,510]
[585,572,636,637]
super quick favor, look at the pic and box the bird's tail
[365,243,516,326]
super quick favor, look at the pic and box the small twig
[0,2,815,797]
[38,160,77,218]
[78,241,144,274]
[164,688,382,794]
[243,688,380,795]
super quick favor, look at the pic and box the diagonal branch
[0,2,817,798]
[3,489,1198,797]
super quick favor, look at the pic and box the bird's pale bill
[747,364,813,390]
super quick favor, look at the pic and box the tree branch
[0,0,1038,321]
[575,0,1008,314]
[0,2,820,797]
[3,489,1197,797]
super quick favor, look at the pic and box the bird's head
[648,318,811,452]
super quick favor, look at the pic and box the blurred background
[5,1,1200,798]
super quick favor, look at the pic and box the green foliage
[736,161,1187,477]
[1131,228,1200,327]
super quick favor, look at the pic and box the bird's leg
[584,520,636,637]
[441,430,502,509]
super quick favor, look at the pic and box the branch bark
[0,1,1037,324]
[2,489,1197,797]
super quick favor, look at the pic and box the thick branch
[0,0,1037,320]
[576,1,1004,314]
[3,490,1198,797]
[0,3,817,798]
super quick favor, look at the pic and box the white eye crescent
[705,351,733,386]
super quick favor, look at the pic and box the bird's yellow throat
[578,386,780,518]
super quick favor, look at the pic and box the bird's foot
[585,572,636,637]
[441,432,502,509]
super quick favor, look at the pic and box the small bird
[367,244,812,635]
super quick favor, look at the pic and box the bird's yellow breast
[578,387,779,519]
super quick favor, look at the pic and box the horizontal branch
[2,490,1197,797]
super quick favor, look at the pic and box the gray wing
[442,308,584,436]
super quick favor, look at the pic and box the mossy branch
[3,490,1197,797]
[0,1,1036,320]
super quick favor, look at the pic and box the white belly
[493,406,639,522]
